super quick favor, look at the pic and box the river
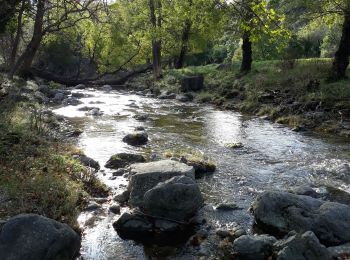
[53,88,350,259]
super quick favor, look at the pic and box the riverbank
[127,58,350,139]
[0,75,108,230]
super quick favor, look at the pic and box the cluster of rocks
[129,75,202,103]
[111,160,204,245]
[215,189,350,259]
[34,83,112,107]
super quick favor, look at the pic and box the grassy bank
[129,58,350,138]
[0,75,108,230]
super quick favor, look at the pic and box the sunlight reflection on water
[53,89,350,259]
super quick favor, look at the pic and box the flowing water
[54,88,350,260]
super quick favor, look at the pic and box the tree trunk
[10,0,45,78]
[149,0,162,78]
[331,12,350,81]
[240,31,252,74]
[9,0,26,68]
[175,20,191,69]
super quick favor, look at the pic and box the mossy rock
[225,143,244,149]
[105,153,146,169]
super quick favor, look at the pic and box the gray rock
[143,176,203,221]
[232,235,277,260]
[216,202,239,211]
[158,92,176,100]
[133,114,149,121]
[128,160,195,207]
[216,225,246,241]
[113,212,153,240]
[78,106,97,111]
[113,212,191,245]
[85,202,101,211]
[122,131,148,146]
[109,204,121,214]
[135,126,145,131]
[181,76,204,92]
[114,190,130,204]
[105,153,146,169]
[52,92,65,103]
[63,97,83,106]
[73,154,100,171]
[337,163,350,178]
[274,231,331,260]
[101,85,112,92]
[291,186,319,198]
[112,169,126,176]
[328,242,350,259]
[74,84,86,89]
[71,92,85,98]
[252,191,350,245]
[0,214,80,260]
[85,108,103,116]
[176,94,193,102]
[93,197,108,204]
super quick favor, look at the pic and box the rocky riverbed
[43,85,350,259]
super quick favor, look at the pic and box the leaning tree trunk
[240,31,252,74]
[175,20,191,69]
[149,0,162,79]
[9,0,26,68]
[331,12,350,81]
[10,0,45,78]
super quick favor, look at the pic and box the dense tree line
[0,0,349,82]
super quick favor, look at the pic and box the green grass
[136,58,350,137]
[0,78,108,230]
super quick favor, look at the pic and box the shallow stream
[54,88,350,259]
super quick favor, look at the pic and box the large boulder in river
[105,153,146,169]
[273,231,331,260]
[0,214,80,260]
[252,191,350,245]
[113,212,194,246]
[143,176,203,221]
[128,160,195,207]
[181,75,204,92]
[122,131,148,146]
